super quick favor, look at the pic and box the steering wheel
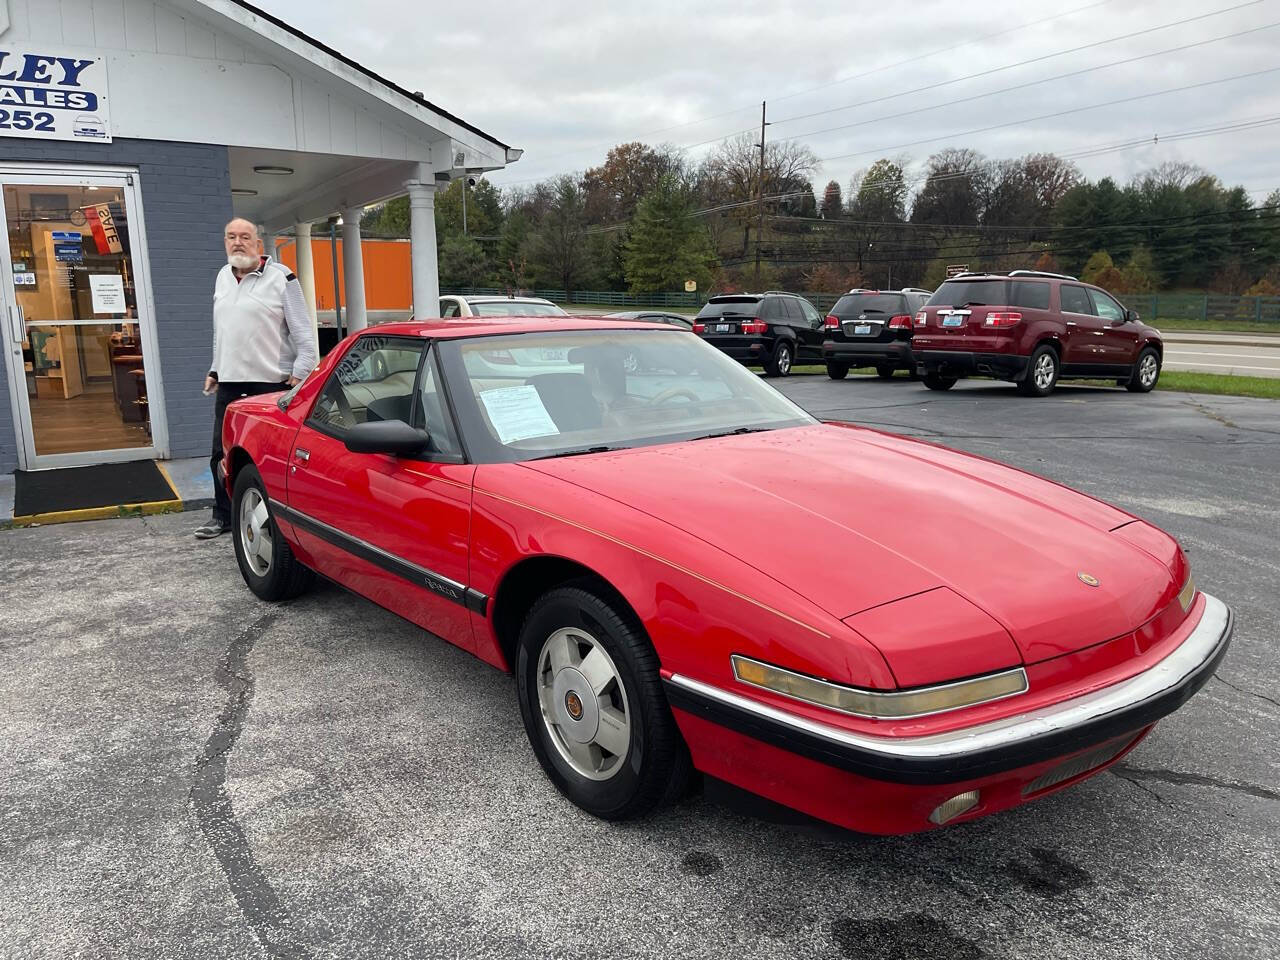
[647,386,700,405]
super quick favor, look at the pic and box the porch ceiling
[229,147,428,231]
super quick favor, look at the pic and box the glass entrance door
[1,168,164,469]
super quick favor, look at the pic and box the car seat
[526,373,603,431]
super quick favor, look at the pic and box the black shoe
[194,520,231,539]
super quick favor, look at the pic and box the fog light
[928,790,980,826]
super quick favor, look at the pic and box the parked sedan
[219,317,1230,835]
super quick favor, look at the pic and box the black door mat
[14,461,178,517]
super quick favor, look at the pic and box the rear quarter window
[1010,281,1051,310]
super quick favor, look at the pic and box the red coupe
[219,317,1230,835]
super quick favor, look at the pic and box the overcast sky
[262,0,1280,202]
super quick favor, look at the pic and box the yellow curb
[10,499,185,528]
[152,460,183,500]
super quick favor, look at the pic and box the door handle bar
[7,304,23,343]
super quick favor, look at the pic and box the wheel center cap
[565,690,583,720]
[551,667,600,743]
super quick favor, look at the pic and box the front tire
[231,465,314,601]
[764,341,793,377]
[1018,344,1059,397]
[516,586,689,820]
[1126,347,1161,392]
[825,361,850,380]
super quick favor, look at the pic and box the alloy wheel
[1140,353,1158,387]
[536,627,632,781]
[239,488,273,577]
[1034,352,1056,390]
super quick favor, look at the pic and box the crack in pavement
[1110,770,1172,809]
[192,613,312,959]
[1113,763,1280,802]
[1215,673,1280,709]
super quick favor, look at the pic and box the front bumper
[822,340,912,366]
[915,350,1029,380]
[665,593,1231,787]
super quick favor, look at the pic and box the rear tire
[232,465,314,601]
[923,373,957,391]
[876,364,895,379]
[825,361,849,380]
[1017,344,1059,397]
[1126,347,1161,392]
[516,586,690,820]
[764,341,793,377]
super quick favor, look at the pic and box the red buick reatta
[219,317,1231,835]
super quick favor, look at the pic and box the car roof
[360,316,677,339]
[461,295,558,305]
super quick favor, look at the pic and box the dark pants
[211,380,286,524]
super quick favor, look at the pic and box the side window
[799,299,823,327]
[1089,289,1125,322]
[780,298,803,324]
[418,348,462,458]
[1011,281,1050,310]
[1060,285,1094,316]
[762,298,783,321]
[308,336,425,434]
[439,298,461,318]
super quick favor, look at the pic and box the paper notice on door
[89,274,127,314]
[479,385,560,444]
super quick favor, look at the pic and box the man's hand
[203,375,217,395]
[286,376,300,387]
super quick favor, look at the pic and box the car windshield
[696,298,763,318]
[927,280,1010,307]
[438,329,815,463]
[470,301,568,316]
[831,294,907,317]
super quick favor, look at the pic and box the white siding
[3,0,466,163]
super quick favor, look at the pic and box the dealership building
[0,0,517,476]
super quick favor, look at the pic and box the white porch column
[405,179,439,318]
[294,221,318,333]
[341,205,368,332]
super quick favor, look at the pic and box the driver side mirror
[343,419,430,456]
[1122,308,1139,324]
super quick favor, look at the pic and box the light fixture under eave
[253,165,294,176]
[231,188,259,197]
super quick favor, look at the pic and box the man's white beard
[228,253,259,271]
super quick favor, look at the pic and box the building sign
[0,46,111,143]
[945,264,970,278]
[684,280,697,292]
[84,204,122,254]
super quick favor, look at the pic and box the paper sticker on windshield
[480,385,560,444]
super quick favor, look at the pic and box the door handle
[1065,321,1077,327]
[294,447,310,462]
[7,304,23,343]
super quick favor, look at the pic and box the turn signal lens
[730,655,1028,719]
[741,321,769,334]
[915,310,927,326]
[692,322,705,333]
[888,314,913,330]
[1178,573,1196,612]
[824,314,841,329]
[984,312,1022,327]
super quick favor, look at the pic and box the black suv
[693,292,826,376]
[821,288,933,380]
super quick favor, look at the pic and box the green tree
[435,177,503,241]
[438,235,489,288]
[530,175,594,296]
[623,176,719,292]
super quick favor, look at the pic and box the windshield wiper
[689,427,772,442]
[527,445,623,461]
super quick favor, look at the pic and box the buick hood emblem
[1078,572,1100,587]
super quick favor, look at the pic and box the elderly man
[195,218,317,539]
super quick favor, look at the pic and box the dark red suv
[911,270,1164,396]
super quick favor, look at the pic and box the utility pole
[754,100,768,290]
[462,176,468,236]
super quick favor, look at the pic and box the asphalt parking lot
[2,377,1277,960]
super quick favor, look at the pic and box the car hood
[522,424,1173,664]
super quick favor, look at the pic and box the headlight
[730,655,1028,720]
[1178,570,1196,613]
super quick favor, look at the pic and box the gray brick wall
[0,138,232,473]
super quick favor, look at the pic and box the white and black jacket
[210,256,317,384]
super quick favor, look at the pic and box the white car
[438,295,568,318]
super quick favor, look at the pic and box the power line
[814,65,1280,164]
